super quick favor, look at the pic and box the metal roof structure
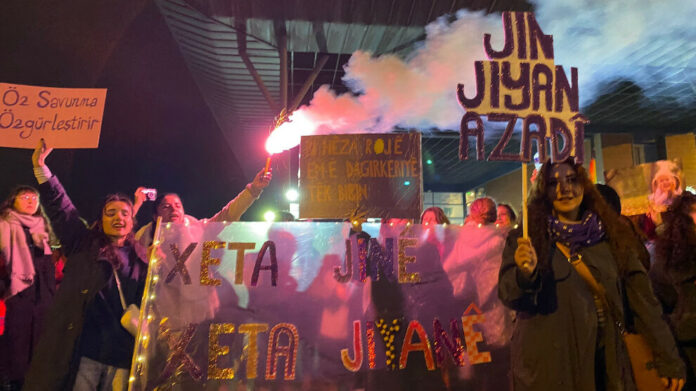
[155,0,696,192]
[0,0,694,214]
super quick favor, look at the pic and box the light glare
[285,189,299,202]
[264,210,276,222]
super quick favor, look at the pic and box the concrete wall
[479,166,529,219]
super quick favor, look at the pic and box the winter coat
[23,176,147,391]
[444,223,511,347]
[499,229,685,391]
[0,225,55,384]
[650,248,696,382]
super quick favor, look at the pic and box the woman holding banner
[135,169,271,247]
[498,158,685,390]
[23,140,148,391]
[0,185,56,391]
[651,192,696,387]
[131,169,270,331]
[420,206,450,225]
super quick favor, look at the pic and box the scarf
[548,211,605,256]
[0,210,52,298]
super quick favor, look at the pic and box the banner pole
[522,163,528,239]
[128,216,163,389]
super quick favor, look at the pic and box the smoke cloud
[272,1,695,147]
[534,0,696,106]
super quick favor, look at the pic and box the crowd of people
[2,141,696,391]
[0,140,272,391]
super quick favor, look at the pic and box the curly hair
[527,158,644,276]
[89,193,137,269]
[655,192,696,272]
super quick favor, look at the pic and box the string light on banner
[128,217,164,386]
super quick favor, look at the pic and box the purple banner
[130,221,513,390]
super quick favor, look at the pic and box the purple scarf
[548,211,605,256]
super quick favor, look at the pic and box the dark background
[0,1,253,223]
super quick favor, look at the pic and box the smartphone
[141,188,157,201]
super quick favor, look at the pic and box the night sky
[0,1,266,223]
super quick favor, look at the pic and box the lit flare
[264,110,316,154]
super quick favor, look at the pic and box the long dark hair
[498,203,517,223]
[1,185,58,246]
[1,185,43,218]
[656,192,696,272]
[528,158,642,275]
[420,206,450,224]
[89,193,138,269]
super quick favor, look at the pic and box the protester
[499,158,685,390]
[496,203,517,229]
[444,197,511,390]
[651,191,696,387]
[129,168,270,332]
[23,140,147,391]
[596,183,652,270]
[445,197,503,297]
[595,184,622,216]
[135,169,271,246]
[420,206,450,225]
[635,160,684,241]
[0,186,56,391]
[464,197,497,226]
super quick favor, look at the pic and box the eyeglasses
[18,194,38,201]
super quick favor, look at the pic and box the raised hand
[32,138,53,167]
[133,187,148,215]
[249,168,272,197]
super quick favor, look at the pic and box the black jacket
[23,176,147,391]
